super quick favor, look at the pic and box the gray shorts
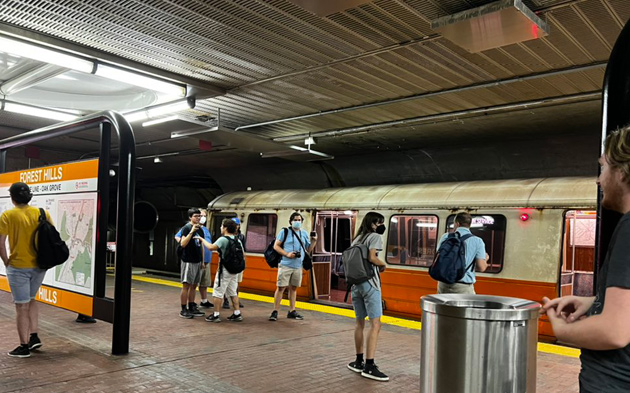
[6,266,47,304]
[351,281,382,320]
[180,261,202,285]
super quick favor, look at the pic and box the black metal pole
[595,18,630,284]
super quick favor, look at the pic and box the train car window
[386,215,439,267]
[245,213,278,253]
[445,214,506,274]
[210,213,237,242]
[322,217,352,252]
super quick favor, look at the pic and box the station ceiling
[0,0,625,191]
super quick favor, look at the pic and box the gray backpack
[341,236,376,301]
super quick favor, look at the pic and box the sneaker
[227,313,243,322]
[189,306,205,317]
[8,345,30,358]
[179,309,194,319]
[27,336,42,351]
[361,363,389,382]
[287,310,304,320]
[76,314,97,323]
[200,301,213,308]
[269,310,278,321]
[239,302,244,308]
[347,360,364,373]
[222,298,231,309]
[205,314,221,323]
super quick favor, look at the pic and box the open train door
[560,210,597,297]
[311,211,356,304]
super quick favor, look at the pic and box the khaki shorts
[277,265,302,288]
[212,267,239,298]
[199,263,212,287]
[437,281,475,294]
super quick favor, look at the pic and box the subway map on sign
[55,199,95,289]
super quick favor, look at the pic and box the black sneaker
[239,302,244,308]
[8,345,30,358]
[179,309,194,319]
[28,336,42,351]
[205,314,221,323]
[227,313,243,322]
[347,360,364,373]
[269,310,278,321]
[287,310,304,320]
[361,363,389,381]
[200,301,213,308]
[76,314,97,323]
[222,298,231,309]
[189,306,205,317]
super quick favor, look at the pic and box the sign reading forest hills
[0,160,99,314]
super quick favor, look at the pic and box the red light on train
[520,213,530,221]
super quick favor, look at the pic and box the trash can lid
[420,294,541,321]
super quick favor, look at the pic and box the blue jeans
[6,266,47,303]
[351,281,382,320]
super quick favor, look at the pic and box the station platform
[0,273,580,393]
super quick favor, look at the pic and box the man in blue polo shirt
[435,212,488,294]
[269,212,316,321]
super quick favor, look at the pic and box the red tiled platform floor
[0,277,579,392]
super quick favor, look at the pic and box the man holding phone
[177,208,206,319]
[269,212,317,321]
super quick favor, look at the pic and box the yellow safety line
[131,274,578,357]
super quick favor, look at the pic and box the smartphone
[310,231,317,237]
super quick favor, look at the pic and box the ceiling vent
[431,0,549,53]
[287,0,373,16]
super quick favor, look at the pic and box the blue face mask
[292,221,302,229]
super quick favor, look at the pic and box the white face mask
[200,216,207,225]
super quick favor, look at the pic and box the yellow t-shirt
[0,205,52,269]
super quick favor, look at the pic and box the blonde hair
[604,126,630,186]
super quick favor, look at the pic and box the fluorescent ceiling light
[95,65,185,96]
[142,115,178,127]
[124,99,190,123]
[4,101,79,122]
[0,36,93,73]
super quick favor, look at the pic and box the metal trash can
[420,294,541,393]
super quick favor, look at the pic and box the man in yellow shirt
[0,182,50,358]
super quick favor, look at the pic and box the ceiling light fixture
[95,64,185,97]
[124,99,192,123]
[0,36,94,73]
[142,115,179,127]
[2,100,79,122]
[0,34,186,97]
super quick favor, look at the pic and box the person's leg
[273,286,286,311]
[288,285,297,311]
[180,283,191,305]
[15,303,30,344]
[348,283,368,372]
[365,317,381,359]
[187,284,198,303]
[354,318,365,354]
[199,286,208,302]
[28,299,38,334]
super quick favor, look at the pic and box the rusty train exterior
[206,177,597,339]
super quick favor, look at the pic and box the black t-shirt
[580,212,630,392]
[179,223,204,263]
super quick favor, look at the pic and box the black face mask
[375,225,386,235]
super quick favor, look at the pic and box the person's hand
[286,252,296,259]
[541,296,592,322]
[378,265,386,273]
[192,224,200,231]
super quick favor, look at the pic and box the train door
[560,210,596,297]
[312,211,355,303]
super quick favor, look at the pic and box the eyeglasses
[192,214,201,218]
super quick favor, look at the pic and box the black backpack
[429,232,474,284]
[263,228,288,268]
[32,208,70,269]
[217,236,246,287]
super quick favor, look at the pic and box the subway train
[205,177,597,340]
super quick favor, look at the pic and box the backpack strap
[292,229,308,254]
[32,208,47,253]
[458,233,477,281]
[279,228,289,246]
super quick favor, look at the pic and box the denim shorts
[6,266,47,304]
[351,281,383,320]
